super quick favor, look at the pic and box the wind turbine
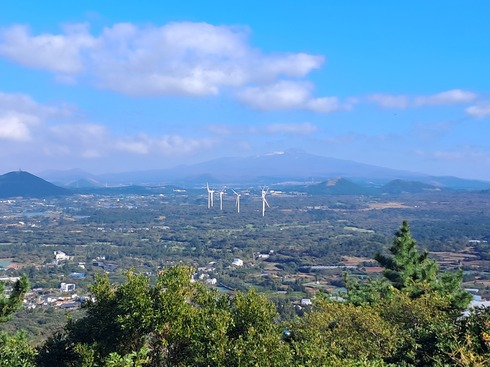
[261,187,270,217]
[219,187,226,210]
[232,189,241,213]
[206,183,215,209]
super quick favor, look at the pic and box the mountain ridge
[36,150,490,190]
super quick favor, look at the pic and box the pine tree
[0,275,35,366]
[0,275,29,323]
[375,220,471,312]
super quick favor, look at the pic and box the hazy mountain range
[39,150,490,190]
[2,151,490,198]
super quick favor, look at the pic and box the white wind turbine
[206,183,215,209]
[261,187,270,217]
[219,187,226,210]
[232,189,241,213]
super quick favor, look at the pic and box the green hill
[0,171,71,198]
[306,177,374,195]
[381,179,442,194]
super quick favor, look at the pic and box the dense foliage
[0,276,37,366]
[37,266,292,366]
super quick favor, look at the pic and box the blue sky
[1,1,489,179]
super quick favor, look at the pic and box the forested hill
[0,171,70,198]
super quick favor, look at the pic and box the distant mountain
[167,149,420,183]
[39,168,97,186]
[380,179,443,194]
[65,178,104,189]
[305,178,375,195]
[0,171,71,198]
[41,150,423,185]
[38,150,490,190]
[421,176,490,190]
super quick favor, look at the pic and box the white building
[54,251,73,261]
[60,283,76,292]
[301,298,313,306]
[232,258,244,267]
[206,278,217,285]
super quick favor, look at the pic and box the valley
[1,185,490,342]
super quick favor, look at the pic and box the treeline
[2,222,490,366]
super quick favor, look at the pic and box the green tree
[0,275,29,323]
[347,221,471,313]
[37,265,292,367]
[375,220,437,296]
[0,331,36,367]
[437,306,490,366]
[290,299,398,366]
[0,276,36,367]
[340,221,474,365]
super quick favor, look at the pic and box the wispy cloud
[466,102,490,118]
[236,81,312,110]
[414,89,477,106]
[306,97,342,113]
[411,121,454,140]
[236,80,347,113]
[416,146,490,164]
[115,134,216,156]
[367,94,409,109]
[367,89,477,109]
[264,122,317,135]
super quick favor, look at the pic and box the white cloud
[261,53,325,79]
[155,135,215,154]
[0,91,222,171]
[0,24,95,74]
[0,92,71,142]
[367,89,477,109]
[306,97,340,113]
[0,112,37,141]
[367,94,409,109]
[236,80,344,113]
[115,139,150,155]
[415,89,477,106]
[265,122,317,135]
[50,123,107,143]
[42,123,108,159]
[0,22,324,100]
[116,134,216,156]
[0,92,72,116]
[236,81,311,110]
[466,102,490,118]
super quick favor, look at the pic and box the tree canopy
[37,266,292,367]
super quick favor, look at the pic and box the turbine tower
[219,187,226,210]
[232,189,241,213]
[206,183,215,208]
[261,187,270,217]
